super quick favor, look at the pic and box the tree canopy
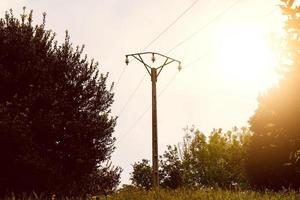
[0,8,120,196]
[130,127,250,189]
[246,0,300,190]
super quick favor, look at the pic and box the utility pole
[125,52,181,188]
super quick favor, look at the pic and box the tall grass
[107,188,299,200]
[1,188,299,199]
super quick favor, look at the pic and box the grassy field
[106,188,300,200]
[1,188,299,199]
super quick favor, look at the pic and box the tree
[130,126,249,189]
[180,127,249,188]
[246,0,300,190]
[159,145,183,189]
[130,146,184,190]
[180,127,208,187]
[0,8,120,196]
[130,159,152,190]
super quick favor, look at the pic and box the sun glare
[219,28,279,91]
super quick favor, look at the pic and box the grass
[1,188,299,199]
[106,188,300,200]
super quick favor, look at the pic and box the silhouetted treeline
[246,0,300,190]
[0,8,121,197]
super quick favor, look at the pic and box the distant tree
[180,127,249,188]
[246,0,300,190]
[130,146,184,190]
[180,127,208,187]
[0,8,120,196]
[130,126,249,189]
[130,159,152,190]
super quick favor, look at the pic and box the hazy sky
[1,0,284,184]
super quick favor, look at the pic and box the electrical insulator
[151,53,156,63]
[178,63,182,71]
[125,56,129,65]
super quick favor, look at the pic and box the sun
[218,27,279,91]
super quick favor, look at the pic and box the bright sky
[1,0,284,184]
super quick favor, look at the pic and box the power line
[142,0,200,51]
[157,7,279,100]
[115,0,200,87]
[118,0,245,140]
[119,104,151,142]
[117,74,147,117]
[115,0,200,118]
[116,0,242,117]
[116,5,276,88]
[158,53,210,97]
[166,0,244,54]
[158,6,280,97]
[115,66,127,87]
[118,6,278,140]
[119,54,208,142]
[154,7,279,100]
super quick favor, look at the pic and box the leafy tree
[130,146,184,190]
[0,8,120,196]
[130,159,152,190]
[180,127,208,187]
[130,126,249,189]
[180,127,249,188]
[159,145,183,189]
[246,0,300,190]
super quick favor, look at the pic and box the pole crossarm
[126,52,181,69]
[124,52,181,188]
[127,52,181,63]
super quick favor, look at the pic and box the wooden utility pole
[151,67,159,186]
[125,52,181,188]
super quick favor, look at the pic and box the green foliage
[246,0,300,189]
[159,145,183,189]
[130,159,152,190]
[180,126,250,188]
[0,8,120,196]
[130,126,250,189]
[130,146,184,190]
